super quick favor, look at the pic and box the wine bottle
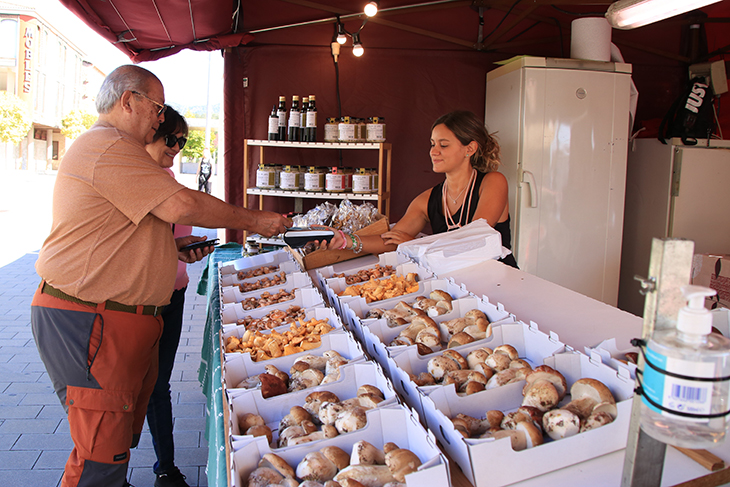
[288,95,300,142]
[300,97,309,142]
[267,105,279,141]
[306,94,317,142]
[277,96,287,141]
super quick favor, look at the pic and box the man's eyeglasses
[130,90,166,117]
[164,134,187,150]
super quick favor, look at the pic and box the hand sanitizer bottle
[640,285,730,448]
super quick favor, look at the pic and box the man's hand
[252,211,292,238]
[176,235,214,263]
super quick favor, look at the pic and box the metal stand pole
[621,238,695,486]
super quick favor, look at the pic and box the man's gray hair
[96,65,161,114]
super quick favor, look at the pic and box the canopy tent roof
[59,0,730,65]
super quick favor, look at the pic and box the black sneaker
[154,467,190,487]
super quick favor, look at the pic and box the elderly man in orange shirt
[30,64,290,487]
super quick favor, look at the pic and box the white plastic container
[640,285,730,448]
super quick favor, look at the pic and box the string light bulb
[364,1,379,17]
[336,22,347,44]
[352,32,364,57]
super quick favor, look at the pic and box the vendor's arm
[151,188,291,237]
[472,171,510,226]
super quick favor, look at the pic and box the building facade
[0,2,105,171]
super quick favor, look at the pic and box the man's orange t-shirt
[36,121,185,307]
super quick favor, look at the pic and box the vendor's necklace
[442,168,477,231]
[446,183,468,205]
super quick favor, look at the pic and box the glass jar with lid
[304,166,326,192]
[338,116,356,143]
[324,118,339,143]
[356,118,367,143]
[279,165,303,191]
[366,117,386,142]
[256,163,278,189]
[352,168,372,193]
[326,167,352,193]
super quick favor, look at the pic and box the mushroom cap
[522,380,560,412]
[356,393,385,409]
[383,442,400,454]
[400,322,426,341]
[442,349,468,370]
[430,289,453,302]
[304,391,341,418]
[335,406,368,434]
[448,331,476,348]
[320,445,350,470]
[471,362,495,381]
[466,348,491,369]
[416,330,441,350]
[443,318,469,335]
[246,424,273,444]
[462,380,486,395]
[485,410,505,430]
[592,400,618,420]
[485,352,511,371]
[570,378,616,406]
[239,412,265,432]
[296,451,338,482]
[517,405,544,427]
[319,402,346,425]
[493,344,519,360]
[427,355,460,380]
[385,448,422,483]
[289,405,313,424]
[516,420,544,448]
[523,365,568,399]
[580,410,614,433]
[247,466,284,487]
[464,309,488,323]
[358,384,384,399]
[485,368,518,389]
[487,429,527,451]
[452,416,474,437]
[350,440,385,466]
[509,359,532,371]
[335,465,397,486]
[259,452,296,479]
[543,409,581,440]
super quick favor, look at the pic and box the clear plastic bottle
[640,285,730,448]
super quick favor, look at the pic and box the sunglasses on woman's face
[164,134,187,150]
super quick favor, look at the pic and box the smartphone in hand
[180,239,219,252]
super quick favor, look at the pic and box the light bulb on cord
[364,1,378,17]
[336,22,347,44]
[352,32,364,57]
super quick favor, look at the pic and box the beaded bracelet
[338,230,348,250]
[353,233,364,254]
[349,234,357,251]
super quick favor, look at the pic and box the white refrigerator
[618,138,730,316]
[485,57,632,306]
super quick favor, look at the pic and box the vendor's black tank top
[427,171,518,268]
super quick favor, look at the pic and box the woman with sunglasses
[144,106,206,487]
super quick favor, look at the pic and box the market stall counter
[198,246,730,487]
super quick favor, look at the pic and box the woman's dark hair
[431,110,501,172]
[152,106,188,142]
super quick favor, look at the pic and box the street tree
[0,91,32,144]
[61,109,97,140]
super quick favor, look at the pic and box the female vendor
[323,110,518,268]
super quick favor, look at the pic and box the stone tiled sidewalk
[0,230,215,487]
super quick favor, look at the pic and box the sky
[31,0,224,109]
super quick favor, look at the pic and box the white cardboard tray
[218,249,297,276]
[314,251,413,289]
[360,295,515,374]
[220,288,324,326]
[228,362,398,444]
[220,273,313,305]
[323,261,434,317]
[229,406,451,487]
[221,305,343,336]
[386,321,566,420]
[219,263,304,288]
[222,331,365,395]
[422,350,634,487]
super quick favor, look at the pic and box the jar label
[279,172,300,190]
[324,125,338,142]
[367,124,386,142]
[353,174,371,193]
[339,124,356,141]
[642,345,715,421]
[326,173,346,191]
[256,170,276,188]
[304,172,325,191]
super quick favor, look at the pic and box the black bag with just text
[658,76,715,146]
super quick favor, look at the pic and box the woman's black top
[427,170,518,268]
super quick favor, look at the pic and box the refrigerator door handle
[521,169,538,208]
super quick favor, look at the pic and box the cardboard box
[220,288,324,326]
[386,321,566,420]
[339,278,472,343]
[219,260,300,287]
[360,295,516,377]
[228,361,398,442]
[288,216,390,270]
[584,338,637,380]
[692,253,730,309]
[314,250,413,289]
[221,305,343,335]
[422,351,634,487]
[218,249,297,276]
[222,331,365,395]
[229,406,451,487]
[220,272,314,305]
[322,261,434,317]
